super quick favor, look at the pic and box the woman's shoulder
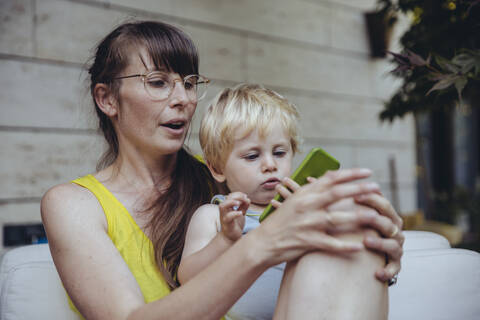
[42,181,94,208]
[41,180,106,227]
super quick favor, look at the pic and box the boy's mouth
[262,178,280,190]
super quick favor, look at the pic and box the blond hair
[200,83,301,171]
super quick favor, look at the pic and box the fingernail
[366,182,379,191]
[359,168,372,175]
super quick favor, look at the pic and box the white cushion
[0,244,79,320]
[402,230,451,251]
[389,247,480,320]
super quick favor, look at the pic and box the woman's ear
[93,83,118,117]
[206,161,226,183]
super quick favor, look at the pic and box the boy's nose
[262,156,277,172]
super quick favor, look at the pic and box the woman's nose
[169,79,189,107]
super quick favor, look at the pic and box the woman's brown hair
[88,20,217,288]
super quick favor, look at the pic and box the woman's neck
[98,148,178,195]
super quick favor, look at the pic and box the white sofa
[1,231,479,320]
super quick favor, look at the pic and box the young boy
[178,83,303,319]
[177,84,385,319]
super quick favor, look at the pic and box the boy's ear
[206,161,226,183]
[94,83,118,117]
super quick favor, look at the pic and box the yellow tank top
[68,174,171,316]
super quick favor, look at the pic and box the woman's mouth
[161,120,187,134]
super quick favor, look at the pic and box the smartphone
[258,147,340,222]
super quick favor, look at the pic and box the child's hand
[270,177,301,209]
[219,192,250,242]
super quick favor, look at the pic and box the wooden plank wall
[0,0,416,254]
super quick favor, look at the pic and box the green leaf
[435,55,460,73]
[452,53,476,74]
[426,75,459,95]
[407,49,427,66]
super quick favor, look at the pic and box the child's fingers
[237,197,251,213]
[271,199,282,208]
[275,184,292,199]
[282,177,301,192]
[219,198,239,213]
[225,192,250,213]
[221,211,244,224]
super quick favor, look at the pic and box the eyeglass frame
[112,71,210,102]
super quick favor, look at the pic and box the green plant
[379,0,480,121]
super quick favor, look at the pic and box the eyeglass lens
[144,72,208,101]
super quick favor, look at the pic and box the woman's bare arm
[42,183,266,320]
[43,168,390,320]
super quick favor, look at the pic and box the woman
[41,20,404,320]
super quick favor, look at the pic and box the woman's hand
[324,191,404,283]
[252,168,383,266]
[353,193,404,282]
[219,192,250,242]
[268,169,404,283]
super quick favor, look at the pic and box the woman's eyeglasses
[113,71,210,102]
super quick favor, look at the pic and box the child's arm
[177,193,250,284]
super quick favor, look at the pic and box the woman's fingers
[310,168,372,192]
[306,231,364,252]
[364,236,402,281]
[355,209,400,238]
[320,210,366,232]
[311,181,380,209]
[354,193,403,229]
[316,236,364,252]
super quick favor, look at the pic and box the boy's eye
[243,153,259,160]
[273,150,287,157]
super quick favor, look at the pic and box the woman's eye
[184,79,197,90]
[148,79,168,88]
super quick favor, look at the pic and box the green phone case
[258,147,340,222]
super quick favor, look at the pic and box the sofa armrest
[403,230,451,251]
[389,247,480,320]
[0,244,79,320]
